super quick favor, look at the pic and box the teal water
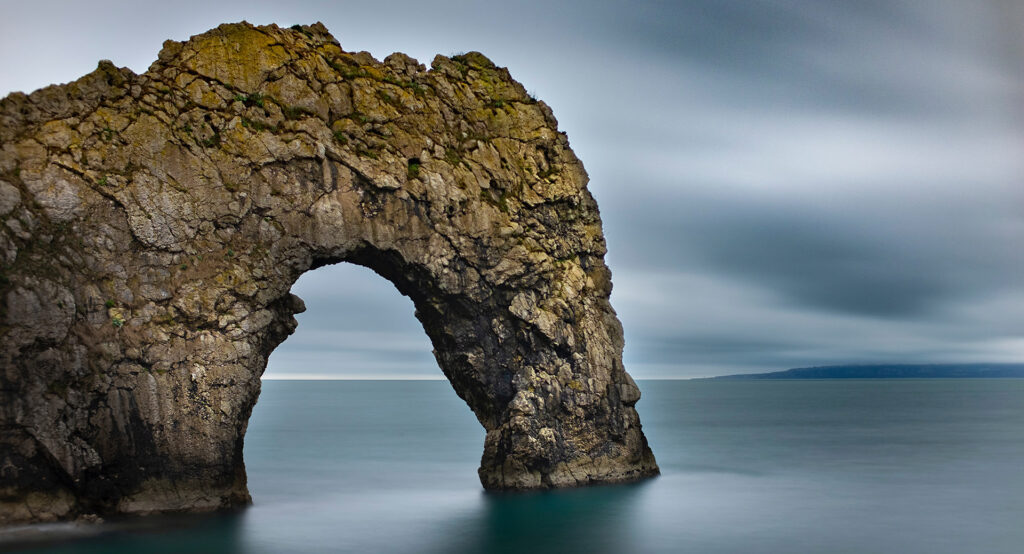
[5,379,1024,553]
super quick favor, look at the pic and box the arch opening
[264,263,437,382]
[245,262,485,507]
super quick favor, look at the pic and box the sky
[2,1,1023,378]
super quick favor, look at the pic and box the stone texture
[0,22,658,525]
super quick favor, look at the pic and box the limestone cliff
[0,22,658,524]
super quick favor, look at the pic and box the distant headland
[703,363,1024,380]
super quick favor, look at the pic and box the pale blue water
[5,379,1024,553]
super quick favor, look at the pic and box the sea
[3,379,1023,553]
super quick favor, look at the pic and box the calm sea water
[5,379,1024,553]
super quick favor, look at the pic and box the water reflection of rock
[426,481,651,554]
[0,511,246,553]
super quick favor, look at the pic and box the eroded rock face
[0,22,658,525]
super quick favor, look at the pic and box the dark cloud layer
[603,184,1024,318]
[3,0,1022,377]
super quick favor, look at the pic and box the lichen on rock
[0,21,658,525]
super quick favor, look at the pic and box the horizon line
[260,375,703,381]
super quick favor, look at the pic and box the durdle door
[0,22,658,525]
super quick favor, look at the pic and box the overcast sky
[3,1,1022,378]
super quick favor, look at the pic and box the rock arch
[0,22,657,524]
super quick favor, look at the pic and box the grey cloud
[600,182,1024,319]
[613,270,1024,377]
[597,0,1024,117]
[3,0,1022,377]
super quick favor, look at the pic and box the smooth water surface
[5,379,1024,553]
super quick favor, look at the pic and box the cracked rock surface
[0,22,658,525]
